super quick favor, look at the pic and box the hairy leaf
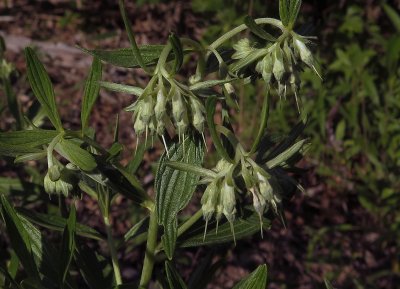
[0,195,40,282]
[81,57,102,131]
[155,136,204,259]
[244,16,276,42]
[59,205,76,287]
[164,261,188,289]
[56,138,97,171]
[25,47,63,131]
[232,264,267,289]
[17,208,104,241]
[79,45,165,68]
[178,209,270,247]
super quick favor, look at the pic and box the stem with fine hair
[104,216,122,285]
[139,208,158,289]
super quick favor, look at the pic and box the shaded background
[1,0,400,288]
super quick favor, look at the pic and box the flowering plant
[0,0,320,288]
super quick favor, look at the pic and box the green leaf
[18,214,60,286]
[81,57,102,131]
[178,209,270,247]
[279,0,289,27]
[0,266,21,289]
[99,81,143,96]
[74,245,115,289]
[124,216,149,242]
[59,205,76,287]
[24,47,63,131]
[266,139,309,168]
[14,151,47,163]
[0,142,42,157]
[118,0,150,72]
[164,261,188,289]
[17,208,104,241]
[169,33,184,74]
[324,279,335,289]
[383,4,400,33]
[244,16,276,42]
[0,129,59,147]
[155,136,204,259]
[126,140,148,175]
[56,138,97,171]
[189,79,235,91]
[232,264,267,289]
[0,195,40,282]
[79,45,165,68]
[206,97,233,163]
[165,161,216,178]
[288,0,302,26]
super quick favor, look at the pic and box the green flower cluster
[232,33,320,109]
[44,164,77,197]
[201,157,282,238]
[128,75,206,143]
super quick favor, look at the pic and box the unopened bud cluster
[44,164,77,197]
[201,158,282,234]
[201,160,237,228]
[232,33,320,108]
[129,75,206,141]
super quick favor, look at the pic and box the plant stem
[177,209,203,237]
[249,92,270,154]
[139,208,158,289]
[209,18,284,50]
[104,216,122,285]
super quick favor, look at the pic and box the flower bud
[44,172,56,195]
[154,89,167,121]
[294,39,314,69]
[273,47,285,83]
[133,113,146,136]
[48,165,61,182]
[221,180,236,223]
[256,54,274,84]
[171,87,185,123]
[140,95,154,124]
[250,187,266,218]
[190,99,205,133]
[201,181,219,222]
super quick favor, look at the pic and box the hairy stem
[104,216,122,285]
[139,208,158,289]
[209,18,284,50]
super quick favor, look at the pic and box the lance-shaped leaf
[155,136,204,259]
[0,143,42,157]
[0,129,58,147]
[189,79,235,91]
[164,261,188,289]
[79,45,165,68]
[19,214,60,286]
[206,97,233,163]
[81,57,102,131]
[169,33,184,74]
[244,16,276,42]
[25,47,63,131]
[59,205,76,287]
[232,264,267,289]
[178,209,270,247]
[165,161,216,178]
[99,81,143,96]
[0,195,40,282]
[266,139,309,168]
[279,0,290,27]
[17,208,104,241]
[288,0,302,26]
[0,265,21,289]
[74,245,115,289]
[56,138,97,171]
